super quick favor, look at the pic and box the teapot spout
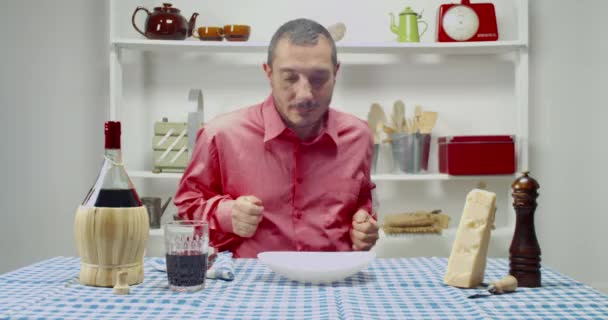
[188,12,199,37]
[389,13,399,35]
[161,196,172,216]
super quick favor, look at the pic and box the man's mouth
[295,106,315,113]
[292,102,319,114]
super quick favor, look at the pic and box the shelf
[374,225,514,258]
[379,227,455,239]
[113,38,527,55]
[374,173,454,181]
[150,228,164,237]
[129,170,515,181]
[378,224,513,241]
[148,226,513,241]
[130,170,182,179]
[372,173,516,181]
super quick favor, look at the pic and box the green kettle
[390,6,428,42]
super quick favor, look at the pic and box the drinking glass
[163,220,209,292]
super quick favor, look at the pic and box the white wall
[0,0,108,272]
[529,0,608,293]
[0,0,606,294]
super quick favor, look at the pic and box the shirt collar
[262,95,288,143]
[261,95,339,146]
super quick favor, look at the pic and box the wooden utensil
[406,118,416,134]
[392,100,406,133]
[327,22,346,41]
[383,124,396,135]
[374,122,384,144]
[420,111,438,134]
[367,103,387,143]
[414,105,423,133]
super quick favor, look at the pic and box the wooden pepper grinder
[509,171,541,287]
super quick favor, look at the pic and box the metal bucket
[372,144,379,174]
[390,133,431,173]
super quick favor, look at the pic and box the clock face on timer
[443,5,480,41]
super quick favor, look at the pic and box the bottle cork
[113,270,130,295]
[488,275,518,294]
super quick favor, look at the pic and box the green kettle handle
[418,20,428,37]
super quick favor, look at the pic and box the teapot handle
[418,20,428,38]
[131,6,150,38]
[160,196,173,216]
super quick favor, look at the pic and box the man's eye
[284,76,298,83]
[311,77,327,86]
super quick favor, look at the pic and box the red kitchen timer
[437,0,498,42]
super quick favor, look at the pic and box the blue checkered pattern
[1,257,607,319]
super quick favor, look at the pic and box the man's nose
[294,78,313,101]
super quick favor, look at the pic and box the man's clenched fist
[350,209,379,251]
[232,195,264,238]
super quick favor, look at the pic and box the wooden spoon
[367,103,387,141]
[374,122,384,144]
[420,111,438,134]
[407,118,415,134]
[414,105,423,133]
[392,100,406,133]
[383,124,396,135]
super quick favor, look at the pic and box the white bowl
[257,251,376,284]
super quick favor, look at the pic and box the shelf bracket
[187,89,204,159]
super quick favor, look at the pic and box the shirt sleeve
[357,135,377,220]
[358,180,377,220]
[173,127,243,252]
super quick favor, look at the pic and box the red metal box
[438,135,516,175]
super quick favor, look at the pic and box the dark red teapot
[132,3,199,40]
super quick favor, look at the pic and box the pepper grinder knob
[509,171,542,287]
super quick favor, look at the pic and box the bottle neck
[104,148,123,164]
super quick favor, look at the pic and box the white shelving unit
[113,38,526,55]
[130,170,516,182]
[110,0,529,258]
[130,170,183,179]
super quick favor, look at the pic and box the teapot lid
[154,3,180,13]
[399,6,418,16]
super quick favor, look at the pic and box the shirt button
[294,210,302,219]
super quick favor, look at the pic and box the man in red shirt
[174,18,379,258]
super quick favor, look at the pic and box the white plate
[257,251,376,284]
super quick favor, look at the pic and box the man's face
[264,36,339,132]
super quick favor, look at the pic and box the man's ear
[333,62,340,83]
[263,63,272,81]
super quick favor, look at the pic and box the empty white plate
[257,251,376,284]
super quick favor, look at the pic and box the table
[1,257,607,319]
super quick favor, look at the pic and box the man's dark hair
[267,18,337,67]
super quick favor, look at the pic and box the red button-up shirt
[174,95,375,258]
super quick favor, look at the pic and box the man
[174,18,379,258]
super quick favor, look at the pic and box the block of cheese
[444,189,497,288]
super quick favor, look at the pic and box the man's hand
[232,195,264,238]
[351,209,379,251]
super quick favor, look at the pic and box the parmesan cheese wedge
[444,189,497,288]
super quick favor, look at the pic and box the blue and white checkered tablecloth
[1,257,607,320]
